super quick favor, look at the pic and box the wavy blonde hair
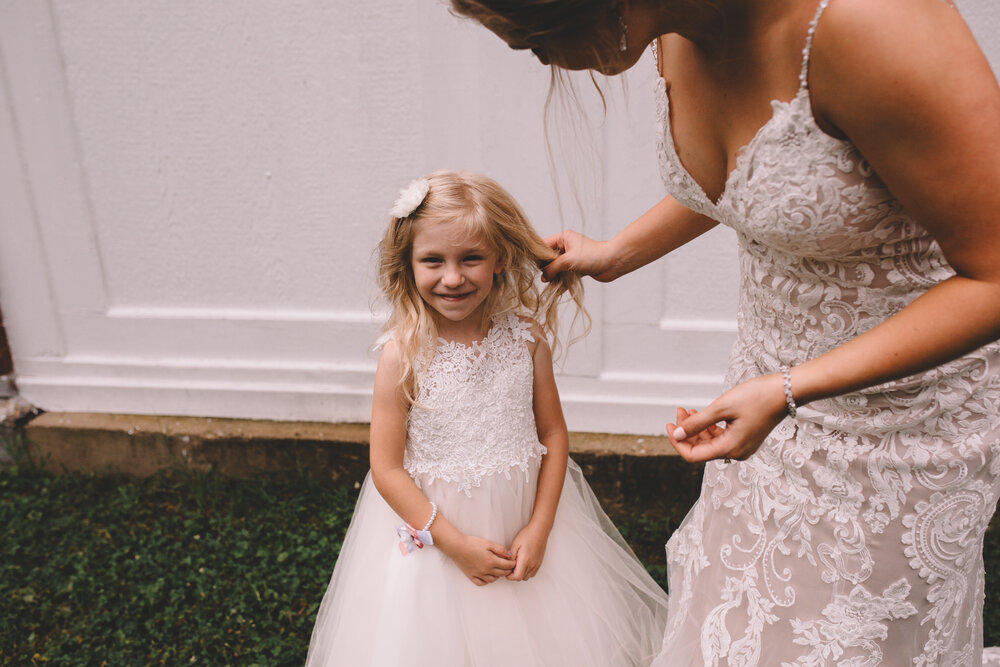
[377,170,587,402]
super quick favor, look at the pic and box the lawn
[3,462,1000,665]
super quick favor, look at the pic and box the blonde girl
[306,170,668,666]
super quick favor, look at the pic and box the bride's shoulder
[808,0,990,135]
[812,0,973,69]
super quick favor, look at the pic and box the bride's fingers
[543,232,566,252]
[541,253,571,281]
[685,409,726,441]
[707,422,727,437]
[674,404,727,441]
[672,431,742,463]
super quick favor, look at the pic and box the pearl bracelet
[780,365,798,418]
[419,501,437,543]
[396,501,438,556]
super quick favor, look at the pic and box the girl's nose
[442,267,464,288]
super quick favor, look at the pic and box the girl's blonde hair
[377,170,586,402]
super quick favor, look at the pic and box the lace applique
[785,579,918,666]
[403,312,546,495]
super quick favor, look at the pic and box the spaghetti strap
[798,0,833,91]
[650,37,661,78]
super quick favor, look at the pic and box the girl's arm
[671,0,1000,461]
[541,195,718,283]
[369,342,516,585]
[507,324,569,581]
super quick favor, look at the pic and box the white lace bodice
[404,312,546,494]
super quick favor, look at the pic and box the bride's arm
[671,0,1000,461]
[542,194,717,282]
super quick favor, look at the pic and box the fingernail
[673,426,687,440]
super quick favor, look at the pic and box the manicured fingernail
[673,426,687,440]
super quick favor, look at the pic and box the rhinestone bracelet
[780,365,798,418]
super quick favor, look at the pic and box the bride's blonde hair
[377,170,586,402]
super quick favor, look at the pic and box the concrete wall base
[20,412,704,522]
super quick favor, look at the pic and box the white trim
[15,358,722,434]
[659,318,738,333]
[106,306,389,324]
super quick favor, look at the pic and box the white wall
[0,0,996,434]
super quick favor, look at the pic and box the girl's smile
[410,219,501,335]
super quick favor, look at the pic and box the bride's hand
[667,374,788,462]
[542,230,618,283]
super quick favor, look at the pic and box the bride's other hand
[667,375,788,463]
[665,408,724,449]
[541,230,617,282]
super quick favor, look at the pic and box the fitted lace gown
[651,2,1000,665]
[306,313,668,666]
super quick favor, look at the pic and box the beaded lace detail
[652,0,1000,664]
[404,312,546,495]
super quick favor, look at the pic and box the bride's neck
[644,0,797,54]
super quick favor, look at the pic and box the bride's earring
[617,11,628,52]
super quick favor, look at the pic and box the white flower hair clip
[389,178,430,219]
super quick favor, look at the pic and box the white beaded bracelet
[780,365,798,418]
[416,501,437,546]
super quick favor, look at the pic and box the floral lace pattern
[653,1,1000,664]
[404,312,546,495]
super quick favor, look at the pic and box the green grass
[3,463,1000,665]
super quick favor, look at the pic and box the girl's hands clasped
[445,534,516,587]
[668,373,789,463]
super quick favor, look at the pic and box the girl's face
[410,218,501,331]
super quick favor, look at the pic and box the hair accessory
[396,501,437,556]
[389,178,430,219]
[780,365,797,418]
[617,11,628,52]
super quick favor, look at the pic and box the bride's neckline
[651,0,839,209]
[654,75,811,209]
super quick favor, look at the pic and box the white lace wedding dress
[651,1,1000,665]
[306,312,668,666]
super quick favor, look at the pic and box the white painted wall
[1,0,997,434]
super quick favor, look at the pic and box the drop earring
[617,11,628,52]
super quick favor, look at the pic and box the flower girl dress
[306,312,668,666]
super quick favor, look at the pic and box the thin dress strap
[798,0,833,92]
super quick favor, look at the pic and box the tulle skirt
[306,458,669,666]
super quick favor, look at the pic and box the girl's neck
[434,313,493,347]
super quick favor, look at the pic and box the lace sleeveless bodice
[404,312,546,494]
[652,1,1000,664]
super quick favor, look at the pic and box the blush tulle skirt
[305,458,669,666]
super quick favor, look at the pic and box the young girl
[306,170,668,666]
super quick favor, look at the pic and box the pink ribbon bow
[396,524,424,555]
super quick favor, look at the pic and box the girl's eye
[420,257,443,264]
[464,255,483,263]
